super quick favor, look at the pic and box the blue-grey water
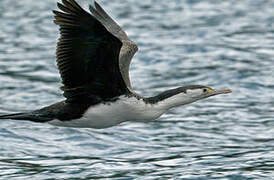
[0,0,274,179]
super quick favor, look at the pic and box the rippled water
[0,0,274,179]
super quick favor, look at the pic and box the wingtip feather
[91,0,96,9]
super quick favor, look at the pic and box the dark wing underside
[89,1,139,90]
[53,0,129,102]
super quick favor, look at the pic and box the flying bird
[0,0,231,128]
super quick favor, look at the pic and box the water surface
[0,0,274,179]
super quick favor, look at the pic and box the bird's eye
[203,89,207,93]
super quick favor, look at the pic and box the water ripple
[0,0,274,179]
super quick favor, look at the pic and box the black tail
[0,113,29,120]
[0,112,52,122]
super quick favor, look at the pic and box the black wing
[89,1,138,90]
[53,0,129,102]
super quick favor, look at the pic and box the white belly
[49,96,166,129]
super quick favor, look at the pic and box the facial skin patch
[206,88,213,93]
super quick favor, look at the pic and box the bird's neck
[144,90,199,111]
[115,90,200,123]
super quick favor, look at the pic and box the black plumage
[0,101,92,122]
[0,0,130,122]
[53,0,129,102]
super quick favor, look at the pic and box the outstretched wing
[53,0,129,101]
[89,1,138,89]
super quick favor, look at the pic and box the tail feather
[0,112,52,122]
[0,113,27,119]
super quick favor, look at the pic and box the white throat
[154,92,201,110]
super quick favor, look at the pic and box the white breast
[49,96,166,129]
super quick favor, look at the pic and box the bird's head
[181,85,232,100]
